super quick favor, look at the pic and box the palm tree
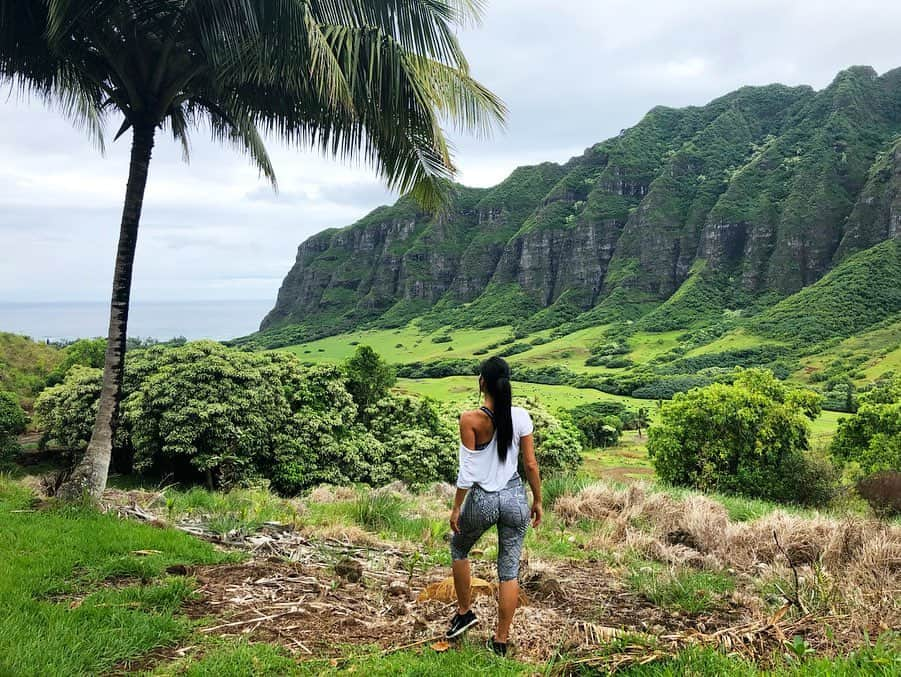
[1,0,504,499]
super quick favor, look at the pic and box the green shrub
[46,338,106,385]
[32,342,456,494]
[571,412,622,448]
[396,358,479,378]
[430,334,452,344]
[648,369,832,505]
[631,374,717,399]
[343,345,396,416]
[522,399,583,472]
[569,401,637,429]
[0,391,27,462]
[831,375,900,474]
[365,395,457,489]
[34,366,102,458]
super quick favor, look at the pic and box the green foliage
[47,338,106,385]
[568,402,624,448]
[830,376,901,474]
[0,391,26,462]
[627,564,735,615]
[520,399,583,472]
[649,369,834,504]
[34,366,102,457]
[32,343,457,493]
[658,345,788,374]
[343,345,397,415]
[396,358,480,378]
[0,332,63,401]
[364,395,458,489]
[631,374,718,400]
[752,240,901,342]
[570,400,638,430]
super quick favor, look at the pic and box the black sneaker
[445,609,478,639]
[486,636,508,656]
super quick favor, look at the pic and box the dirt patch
[178,550,771,665]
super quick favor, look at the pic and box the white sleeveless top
[456,406,534,492]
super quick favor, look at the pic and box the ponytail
[480,357,514,462]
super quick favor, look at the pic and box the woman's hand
[531,501,543,528]
[450,506,461,534]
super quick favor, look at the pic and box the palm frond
[2,0,505,210]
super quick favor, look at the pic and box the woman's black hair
[480,356,513,461]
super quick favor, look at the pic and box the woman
[445,356,543,656]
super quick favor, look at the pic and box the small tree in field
[648,369,833,505]
[343,345,396,416]
[1,0,504,499]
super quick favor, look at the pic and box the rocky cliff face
[261,66,901,342]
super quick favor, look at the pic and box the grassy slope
[792,319,901,385]
[0,480,228,676]
[282,324,512,364]
[0,332,63,402]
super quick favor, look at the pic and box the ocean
[0,299,274,342]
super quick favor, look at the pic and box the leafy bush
[497,342,531,357]
[856,471,901,518]
[0,391,27,462]
[396,359,479,378]
[34,366,102,458]
[46,339,106,385]
[343,345,396,416]
[569,401,637,430]
[365,395,457,489]
[510,364,576,385]
[656,346,788,375]
[430,334,452,344]
[576,414,622,448]
[648,369,832,505]
[830,376,900,474]
[631,374,717,399]
[519,399,583,472]
[32,342,456,494]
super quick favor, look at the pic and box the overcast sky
[2,0,901,304]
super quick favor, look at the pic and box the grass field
[683,329,784,357]
[282,324,512,365]
[0,479,229,676]
[792,319,901,385]
[395,375,647,412]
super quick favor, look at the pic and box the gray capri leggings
[450,474,529,582]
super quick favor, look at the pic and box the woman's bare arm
[520,434,542,526]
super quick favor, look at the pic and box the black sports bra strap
[479,406,496,428]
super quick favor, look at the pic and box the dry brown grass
[556,481,901,638]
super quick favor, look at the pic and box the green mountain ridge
[252,66,901,350]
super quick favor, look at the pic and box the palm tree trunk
[59,124,155,500]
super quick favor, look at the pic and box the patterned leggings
[450,475,529,582]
